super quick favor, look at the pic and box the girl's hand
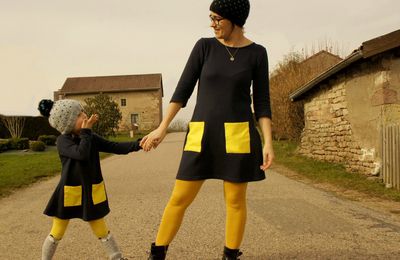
[260,144,274,171]
[140,127,167,152]
[82,114,99,129]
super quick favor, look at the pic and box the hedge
[9,138,29,150]
[0,139,11,153]
[38,135,57,146]
[0,116,59,140]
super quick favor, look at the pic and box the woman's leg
[42,217,70,260]
[223,181,248,250]
[155,179,205,246]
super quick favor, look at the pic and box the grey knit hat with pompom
[39,99,83,134]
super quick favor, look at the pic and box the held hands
[82,114,99,129]
[260,144,274,171]
[140,126,167,152]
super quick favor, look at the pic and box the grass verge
[273,140,400,202]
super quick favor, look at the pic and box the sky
[1,0,399,121]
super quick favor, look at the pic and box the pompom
[38,99,54,117]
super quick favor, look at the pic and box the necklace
[224,46,239,61]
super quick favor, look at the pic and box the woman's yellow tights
[50,217,109,240]
[155,180,247,249]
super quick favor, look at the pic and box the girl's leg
[50,217,70,240]
[223,181,248,250]
[42,217,70,260]
[89,218,125,260]
[155,179,205,246]
[88,217,109,239]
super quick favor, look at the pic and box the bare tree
[1,116,26,138]
[270,40,345,141]
[168,119,188,133]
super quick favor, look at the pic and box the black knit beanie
[210,0,250,27]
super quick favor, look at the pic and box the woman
[141,0,274,259]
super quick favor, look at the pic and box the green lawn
[0,133,146,197]
[0,150,61,196]
[273,140,400,202]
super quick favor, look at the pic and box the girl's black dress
[171,37,271,183]
[44,129,141,221]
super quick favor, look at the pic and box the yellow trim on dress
[64,185,82,207]
[92,181,107,205]
[184,122,205,152]
[224,122,251,153]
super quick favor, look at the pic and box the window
[121,99,126,107]
[131,113,139,124]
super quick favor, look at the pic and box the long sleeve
[56,129,92,161]
[94,134,142,154]
[252,47,272,120]
[170,38,206,108]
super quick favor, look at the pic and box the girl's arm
[57,129,92,160]
[94,134,142,154]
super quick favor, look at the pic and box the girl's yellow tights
[50,217,109,240]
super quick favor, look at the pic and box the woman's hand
[140,126,167,152]
[82,114,99,129]
[260,143,274,171]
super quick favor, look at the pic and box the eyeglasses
[209,15,225,25]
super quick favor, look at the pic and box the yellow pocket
[92,181,107,205]
[64,185,82,207]
[224,122,251,153]
[184,122,205,152]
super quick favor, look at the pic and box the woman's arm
[258,117,274,170]
[140,102,182,151]
[141,39,206,151]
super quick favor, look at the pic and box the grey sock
[100,233,125,260]
[41,235,59,260]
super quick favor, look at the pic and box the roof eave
[59,87,161,96]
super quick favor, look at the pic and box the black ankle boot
[222,246,243,260]
[148,242,168,260]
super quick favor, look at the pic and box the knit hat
[38,99,83,134]
[210,0,250,27]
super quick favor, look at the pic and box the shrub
[9,138,29,150]
[0,139,11,152]
[30,141,46,152]
[38,135,57,146]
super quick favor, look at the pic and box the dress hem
[176,175,265,183]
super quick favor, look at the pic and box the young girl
[38,99,142,260]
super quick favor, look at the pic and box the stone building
[54,73,163,132]
[289,29,400,176]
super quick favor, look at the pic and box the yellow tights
[155,180,247,249]
[50,217,109,240]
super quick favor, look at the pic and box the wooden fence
[382,124,400,189]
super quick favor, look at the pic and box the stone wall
[299,79,377,175]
